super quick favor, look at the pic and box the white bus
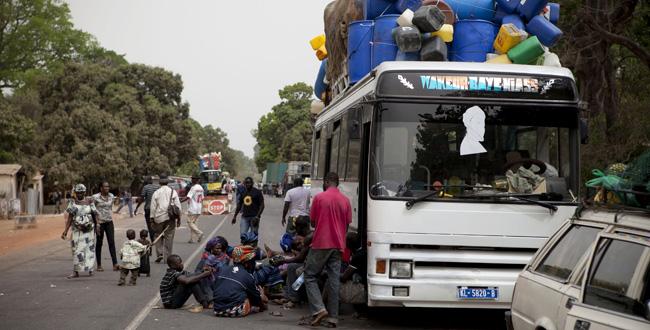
[310,62,582,309]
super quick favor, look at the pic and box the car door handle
[574,320,590,330]
[565,297,576,309]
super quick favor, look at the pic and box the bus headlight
[390,260,413,279]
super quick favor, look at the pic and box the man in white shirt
[184,176,204,244]
[150,174,182,263]
[282,178,311,234]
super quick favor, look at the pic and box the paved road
[0,197,507,330]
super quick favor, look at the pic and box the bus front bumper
[367,269,518,309]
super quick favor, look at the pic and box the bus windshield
[200,171,222,183]
[370,102,579,201]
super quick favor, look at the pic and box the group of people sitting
[157,213,366,324]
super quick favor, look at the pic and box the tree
[0,0,100,88]
[254,83,314,171]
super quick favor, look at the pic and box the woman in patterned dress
[60,184,98,279]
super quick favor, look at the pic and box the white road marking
[124,217,226,330]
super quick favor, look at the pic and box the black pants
[96,222,117,266]
[166,282,209,309]
[144,209,155,241]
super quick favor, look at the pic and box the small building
[0,164,23,200]
[0,165,44,217]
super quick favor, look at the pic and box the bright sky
[65,0,332,157]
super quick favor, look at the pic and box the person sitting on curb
[159,254,213,313]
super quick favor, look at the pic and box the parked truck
[198,152,229,215]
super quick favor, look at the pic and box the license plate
[458,287,498,300]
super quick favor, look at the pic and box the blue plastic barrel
[502,14,525,30]
[372,42,398,68]
[493,4,508,24]
[449,20,498,62]
[445,0,495,20]
[396,50,420,61]
[395,0,421,13]
[364,0,399,20]
[373,15,400,43]
[314,59,328,99]
[496,0,519,14]
[546,2,560,24]
[526,15,562,47]
[519,0,548,21]
[348,20,374,84]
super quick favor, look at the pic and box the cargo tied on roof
[312,0,564,103]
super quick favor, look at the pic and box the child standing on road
[118,229,146,286]
[137,229,152,277]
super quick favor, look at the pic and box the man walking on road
[282,177,311,234]
[302,172,351,327]
[140,176,160,242]
[183,176,204,244]
[150,174,182,263]
[231,177,264,235]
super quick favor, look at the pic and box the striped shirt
[159,268,187,306]
[140,183,160,210]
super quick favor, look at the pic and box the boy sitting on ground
[137,229,152,277]
[160,254,213,313]
[118,229,146,286]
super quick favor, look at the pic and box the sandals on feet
[298,310,329,327]
[66,272,79,279]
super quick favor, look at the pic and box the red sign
[207,200,226,215]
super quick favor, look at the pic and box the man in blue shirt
[212,246,267,317]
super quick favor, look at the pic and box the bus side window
[338,116,349,179]
[318,128,327,179]
[328,120,341,175]
[312,130,321,179]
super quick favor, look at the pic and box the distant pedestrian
[183,176,204,243]
[160,254,212,313]
[61,184,98,279]
[115,190,133,217]
[51,190,62,214]
[91,181,119,272]
[137,229,152,277]
[301,172,351,327]
[231,177,264,235]
[150,174,182,263]
[140,176,160,242]
[118,229,146,286]
[282,178,311,235]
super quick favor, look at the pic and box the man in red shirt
[302,172,351,327]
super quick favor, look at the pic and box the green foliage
[0,0,115,88]
[254,83,314,171]
[0,97,36,163]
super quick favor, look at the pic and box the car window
[535,225,602,281]
[584,238,650,320]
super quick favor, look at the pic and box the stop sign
[207,200,226,215]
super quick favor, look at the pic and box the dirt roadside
[0,212,141,257]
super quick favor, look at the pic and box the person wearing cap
[231,177,265,235]
[61,184,98,279]
[150,174,182,263]
[183,176,204,243]
[212,246,267,317]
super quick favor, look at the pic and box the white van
[508,206,650,330]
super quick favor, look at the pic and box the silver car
[507,206,650,330]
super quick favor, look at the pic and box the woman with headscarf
[61,184,98,279]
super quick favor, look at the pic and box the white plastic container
[397,9,415,27]
[543,52,561,67]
